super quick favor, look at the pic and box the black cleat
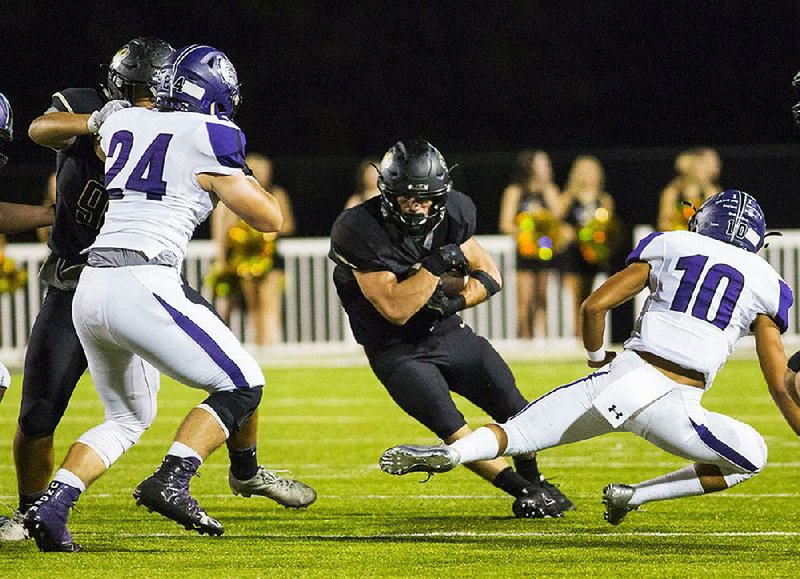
[537,478,575,512]
[512,486,564,519]
[23,481,82,552]
[133,455,223,536]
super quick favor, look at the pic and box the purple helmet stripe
[153,293,249,388]
[690,418,758,472]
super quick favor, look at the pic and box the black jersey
[329,192,476,350]
[39,88,108,290]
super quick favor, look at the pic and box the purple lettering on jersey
[625,232,663,265]
[127,133,173,200]
[153,293,249,388]
[206,122,246,169]
[690,418,758,472]
[691,264,744,330]
[775,280,794,333]
[105,130,134,185]
[671,255,707,313]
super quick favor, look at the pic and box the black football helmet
[378,140,452,238]
[106,37,175,102]
[0,91,12,168]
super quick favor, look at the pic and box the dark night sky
[1,1,800,234]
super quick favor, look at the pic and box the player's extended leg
[603,385,767,525]
[23,340,160,552]
[1,289,87,543]
[380,369,614,502]
[226,408,317,508]
[444,325,574,515]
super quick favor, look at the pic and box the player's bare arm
[581,261,649,367]
[28,111,93,149]
[460,236,502,306]
[354,267,439,325]
[197,171,283,233]
[753,315,800,435]
[0,201,54,234]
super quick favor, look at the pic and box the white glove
[0,361,10,390]
[87,99,131,134]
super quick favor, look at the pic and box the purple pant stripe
[690,418,758,472]
[508,370,610,421]
[154,293,249,388]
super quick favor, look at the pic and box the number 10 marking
[670,255,744,330]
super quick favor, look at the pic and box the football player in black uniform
[0,38,175,542]
[330,140,572,518]
[0,92,56,405]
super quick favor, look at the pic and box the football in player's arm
[330,140,572,519]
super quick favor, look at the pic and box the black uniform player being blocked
[329,140,572,518]
[0,38,314,544]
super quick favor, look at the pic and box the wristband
[586,348,606,363]
[470,270,500,298]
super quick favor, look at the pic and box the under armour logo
[608,405,624,420]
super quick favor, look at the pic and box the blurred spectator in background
[344,159,380,210]
[657,147,721,231]
[37,172,57,243]
[560,155,617,337]
[211,153,295,347]
[499,149,565,339]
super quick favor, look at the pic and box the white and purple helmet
[155,45,241,118]
[689,189,766,253]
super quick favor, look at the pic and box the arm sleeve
[194,120,248,176]
[626,232,665,265]
[329,216,387,271]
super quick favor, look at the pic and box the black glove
[788,350,800,372]
[420,244,468,277]
[425,284,466,318]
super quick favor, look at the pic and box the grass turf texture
[0,358,798,577]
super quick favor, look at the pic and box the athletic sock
[449,426,500,464]
[228,443,259,481]
[629,465,705,507]
[167,441,204,463]
[513,455,541,484]
[492,467,531,498]
[53,469,87,493]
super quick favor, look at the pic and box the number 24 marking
[105,131,173,201]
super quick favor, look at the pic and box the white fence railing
[5,229,797,363]
[0,235,599,360]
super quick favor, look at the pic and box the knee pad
[200,386,262,437]
[78,418,151,467]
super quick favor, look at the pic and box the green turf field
[1,358,798,577]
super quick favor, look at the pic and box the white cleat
[0,511,29,541]
[379,445,460,476]
[602,483,637,525]
[229,466,317,508]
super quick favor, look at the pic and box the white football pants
[502,350,767,485]
[72,265,264,467]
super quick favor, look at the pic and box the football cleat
[22,481,82,552]
[512,486,564,519]
[0,510,29,541]
[379,445,460,476]
[602,483,637,525]
[229,466,317,508]
[537,478,576,512]
[133,455,223,536]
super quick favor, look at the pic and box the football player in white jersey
[22,45,312,552]
[380,189,800,525]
